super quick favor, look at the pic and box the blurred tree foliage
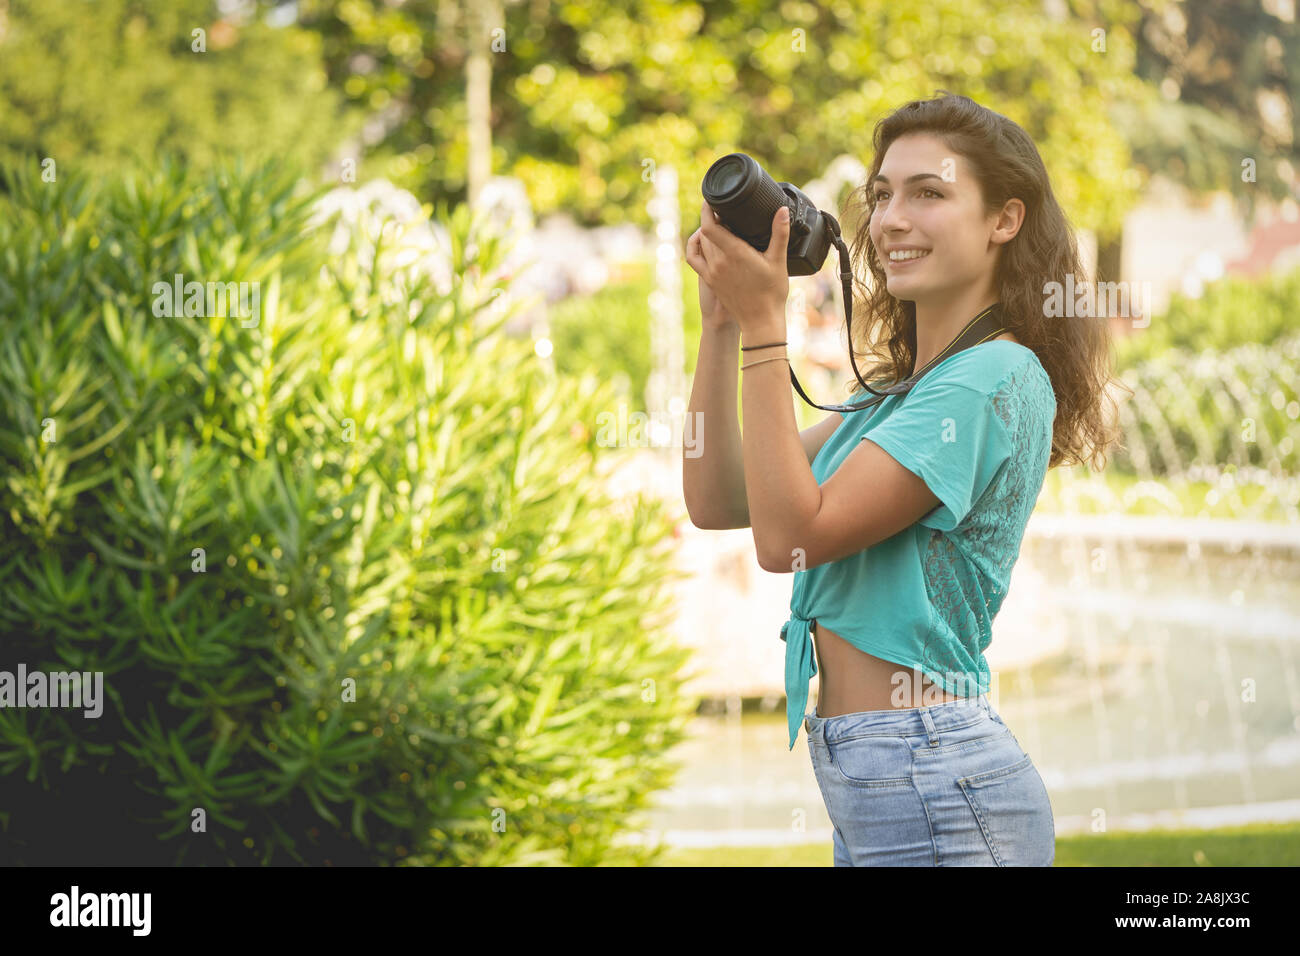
[289,0,1149,238]
[1115,266,1300,367]
[548,257,704,407]
[0,0,356,177]
[1124,0,1299,212]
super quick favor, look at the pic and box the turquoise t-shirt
[780,340,1057,750]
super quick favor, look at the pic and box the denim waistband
[803,693,993,746]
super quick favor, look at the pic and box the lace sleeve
[859,379,1014,532]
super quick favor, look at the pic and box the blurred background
[0,0,1297,866]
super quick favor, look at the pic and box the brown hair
[840,91,1128,471]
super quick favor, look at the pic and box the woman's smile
[885,249,932,269]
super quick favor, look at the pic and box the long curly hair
[839,91,1128,471]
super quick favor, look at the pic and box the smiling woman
[683,90,1126,867]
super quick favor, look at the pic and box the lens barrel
[702,153,790,250]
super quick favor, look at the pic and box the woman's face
[868,133,998,304]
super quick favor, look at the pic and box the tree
[1094,0,1299,279]
[288,0,1150,240]
[1128,0,1297,207]
[0,0,354,178]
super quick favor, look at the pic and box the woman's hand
[684,200,791,339]
[685,206,734,330]
[696,273,733,331]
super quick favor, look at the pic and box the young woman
[682,92,1124,866]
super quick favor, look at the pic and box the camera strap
[786,227,1008,415]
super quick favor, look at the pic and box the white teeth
[888,249,931,261]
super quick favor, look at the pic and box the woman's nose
[878,199,909,233]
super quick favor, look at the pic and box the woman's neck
[911,291,1000,375]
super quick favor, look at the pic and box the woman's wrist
[739,313,788,351]
[739,350,788,371]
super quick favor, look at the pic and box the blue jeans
[804,694,1055,866]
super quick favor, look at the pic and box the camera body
[701,152,839,277]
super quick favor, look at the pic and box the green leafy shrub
[0,156,696,865]
[1116,267,1300,369]
[1106,334,1300,479]
[548,259,703,408]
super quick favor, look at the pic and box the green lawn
[1034,468,1296,523]
[651,821,1300,866]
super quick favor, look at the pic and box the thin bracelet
[740,355,789,371]
[741,340,787,351]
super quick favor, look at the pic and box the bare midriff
[811,621,963,716]
[810,332,1018,718]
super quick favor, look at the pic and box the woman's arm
[682,323,749,530]
[683,200,841,531]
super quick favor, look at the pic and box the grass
[650,821,1300,866]
[1035,468,1297,523]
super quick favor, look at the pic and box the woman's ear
[991,198,1025,245]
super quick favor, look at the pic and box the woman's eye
[873,188,941,203]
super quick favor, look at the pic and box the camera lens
[702,152,789,249]
[703,154,752,203]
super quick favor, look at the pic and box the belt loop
[919,706,939,747]
[803,709,829,748]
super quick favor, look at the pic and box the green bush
[1116,267,1300,369]
[549,259,703,409]
[0,156,696,865]
[1107,334,1300,479]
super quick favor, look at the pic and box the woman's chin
[886,276,921,296]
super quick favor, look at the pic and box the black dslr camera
[700,152,842,277]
